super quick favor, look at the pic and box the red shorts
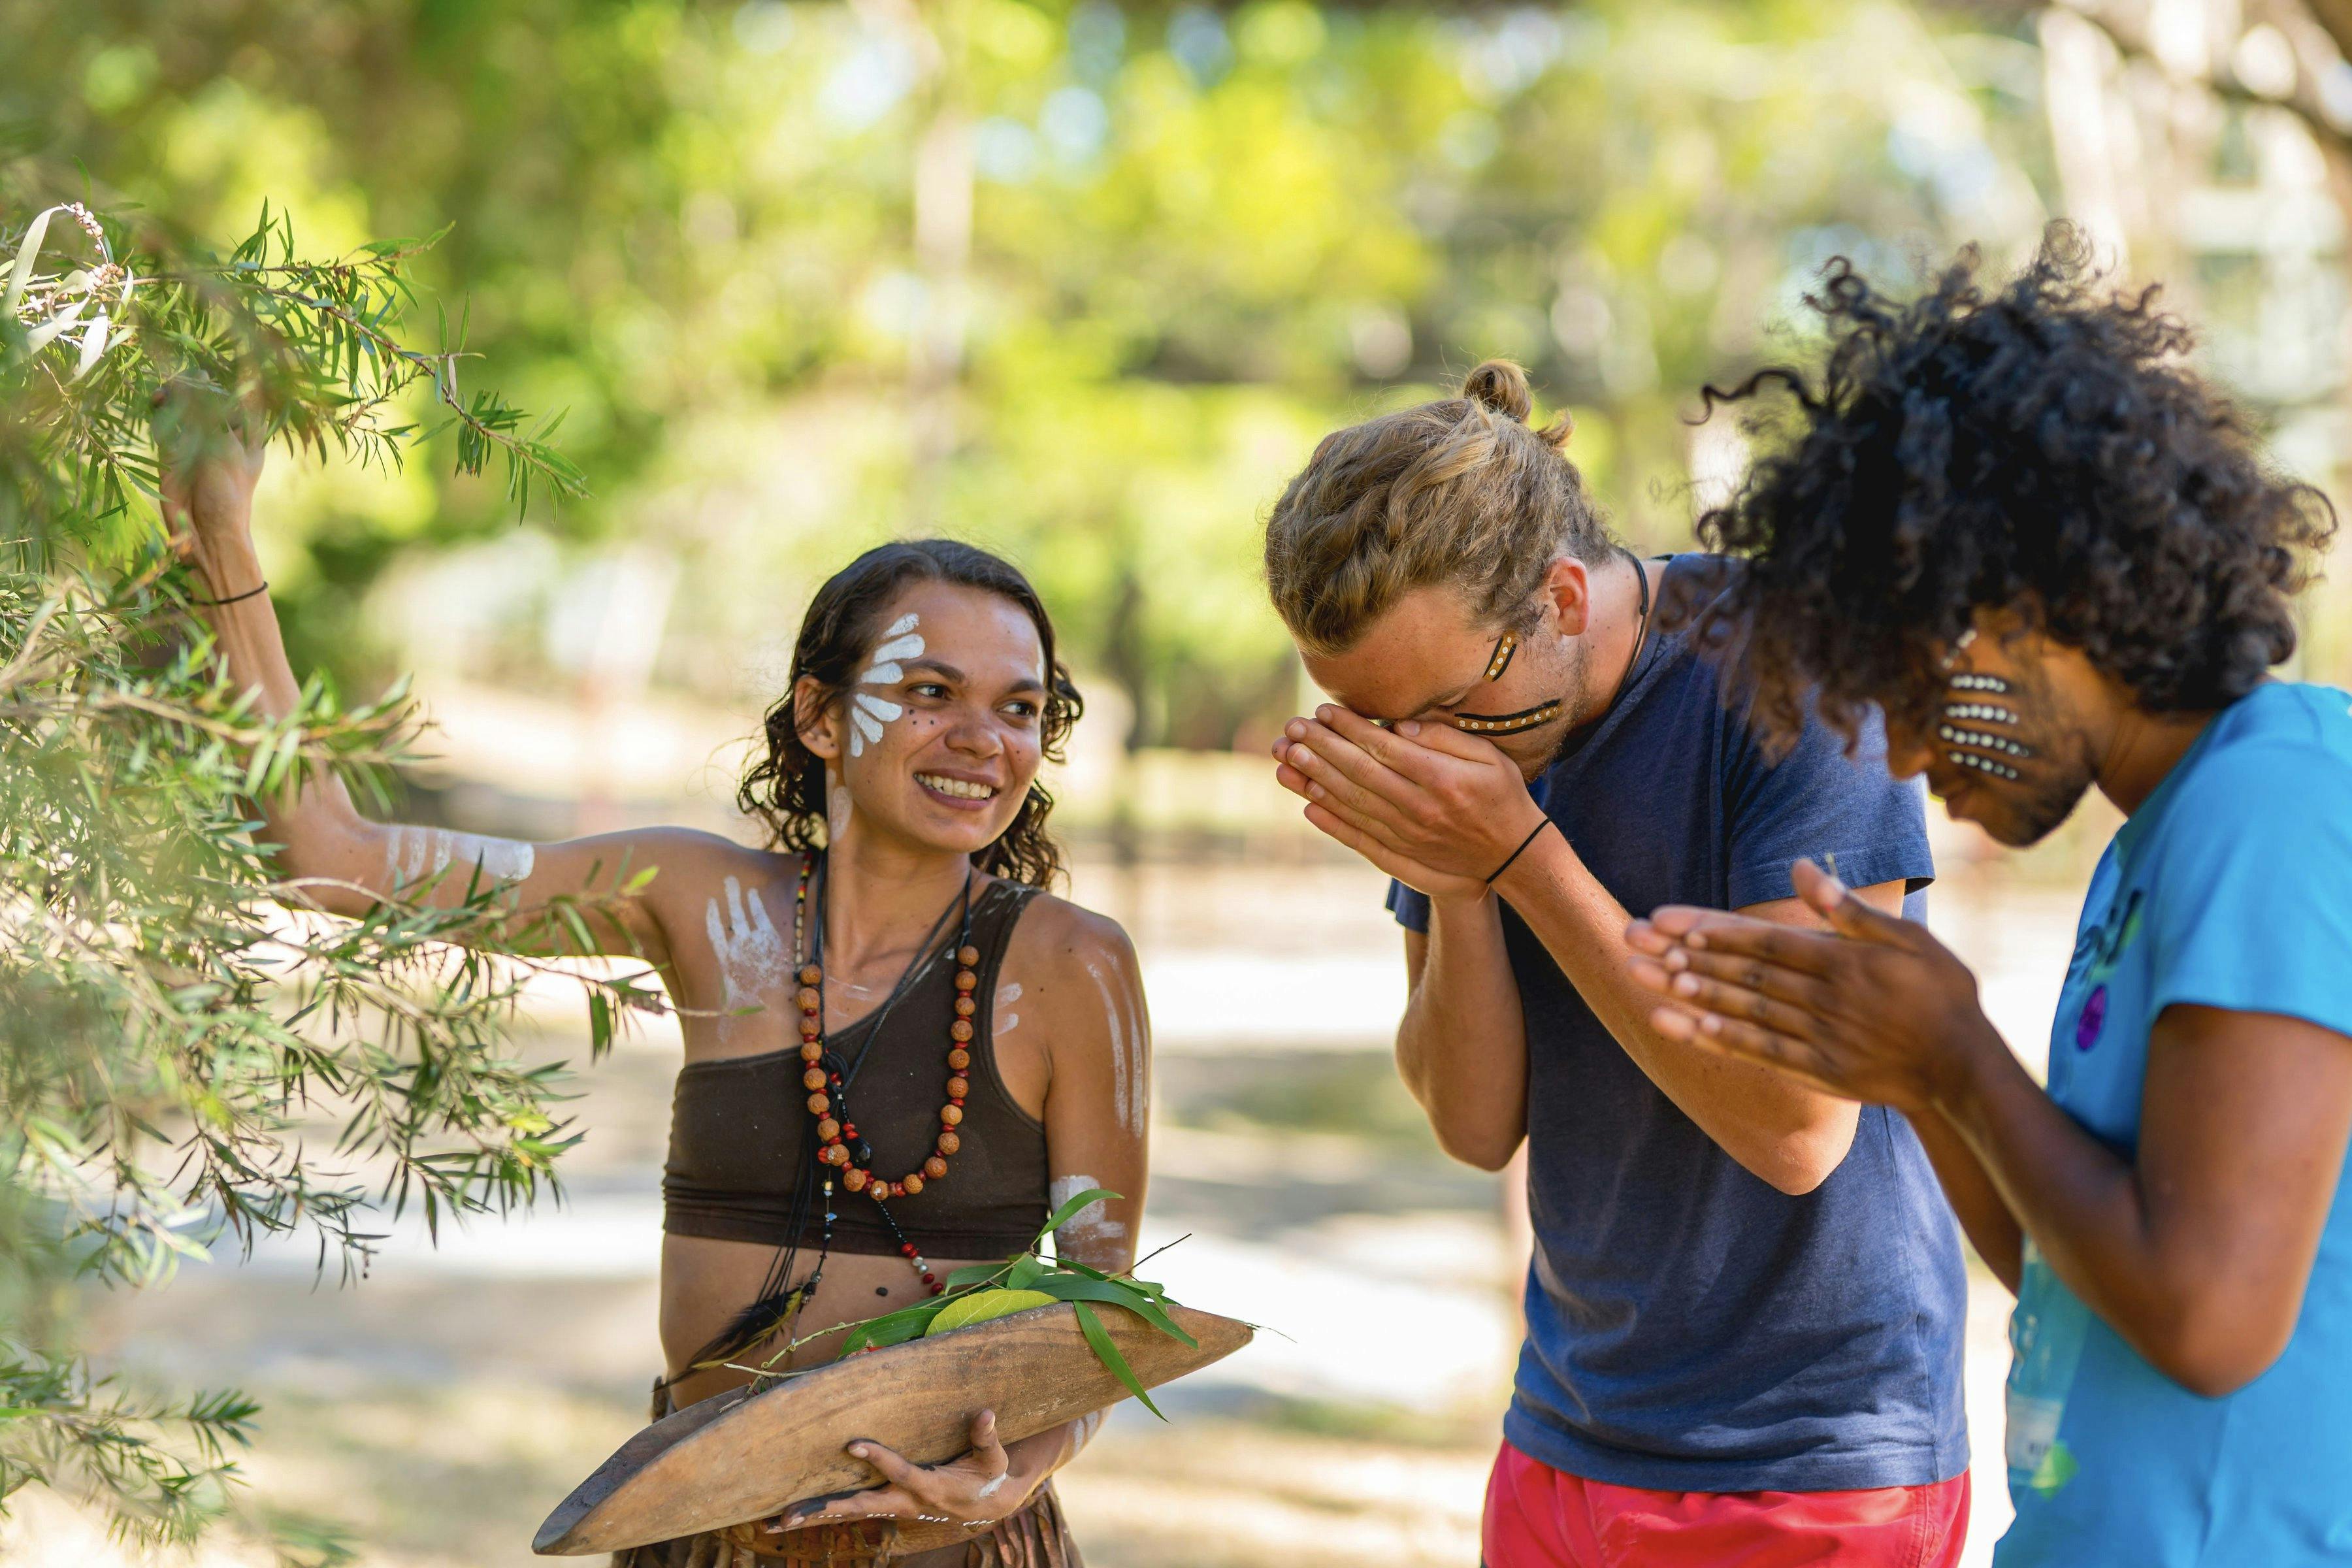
[1482,1441,1970,1568]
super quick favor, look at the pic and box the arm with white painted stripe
[166,429,717,968]
[1030,904,1150,1274]
[987,896,1150,1496]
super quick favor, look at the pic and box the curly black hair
[1670,225,2335,750]
[737,539,1083,889]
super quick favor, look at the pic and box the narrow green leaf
[1036,1186,1119,1247]
[942,1260,1009,1290]
[24,299,89,352]
[1030,1275,1195,1347]
[4,206,56,318]
[69,309,109,379]
[1073,1300,1164,1420]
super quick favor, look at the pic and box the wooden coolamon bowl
[534,1302,1254,1555]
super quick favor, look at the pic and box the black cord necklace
[803,853,977,1297]
[666,854,975,1386]
[1603,544,1656,713]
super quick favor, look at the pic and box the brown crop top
[662,878,1049,1260]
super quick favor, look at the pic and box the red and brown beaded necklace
[792,851,977,1297]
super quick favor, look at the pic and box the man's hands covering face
[1271,706,1547,901]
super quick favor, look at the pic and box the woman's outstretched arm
[161,407,725,970]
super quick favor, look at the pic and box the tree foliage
[7,0,2063,748]
[0,159,642,1555]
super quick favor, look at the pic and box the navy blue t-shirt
[1389,556,1967,1493]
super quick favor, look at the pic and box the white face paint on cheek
[857,616,924,689]
[1049,1173,1124,1254]
[702,875,784,1041]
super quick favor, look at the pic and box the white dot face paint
[702,875,784,1043]
[383,826,536,889]
[1049,1173,1124,1255]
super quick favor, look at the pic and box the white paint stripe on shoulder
[1085,961,1130,1133]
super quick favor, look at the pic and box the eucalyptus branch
[0,178,602,1550]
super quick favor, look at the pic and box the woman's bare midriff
[660,1232,1002,1409]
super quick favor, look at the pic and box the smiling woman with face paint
[160,408,1147,1568]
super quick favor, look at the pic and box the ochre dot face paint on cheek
[1446,699,1564,736]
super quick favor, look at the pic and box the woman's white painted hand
[777,1410,1034,1531]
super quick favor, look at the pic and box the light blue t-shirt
[1998,682,2352,1566]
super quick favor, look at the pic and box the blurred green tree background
[10,0,2344,757]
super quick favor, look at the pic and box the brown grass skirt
[608,1484,1081,1568]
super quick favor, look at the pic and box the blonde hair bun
[1460,357,1572,448]
[1460,358,1533,422]
[1264,355,1609,657]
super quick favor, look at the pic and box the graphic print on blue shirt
[1387,557,1965,1494]
[1995,683,2352,1568]
[2004,885,2146,1499]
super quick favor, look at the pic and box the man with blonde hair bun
[1262,359,1969,1567]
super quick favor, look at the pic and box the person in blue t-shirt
[1625,229,2352,1567]
[1260,359,1970,1566]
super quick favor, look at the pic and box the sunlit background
[16,0,2352,1561]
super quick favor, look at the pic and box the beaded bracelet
[1486,817,1557,885]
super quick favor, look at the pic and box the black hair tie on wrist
[1486,817,1556,885]
[189,581,269,606]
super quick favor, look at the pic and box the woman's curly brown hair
[738,539,1083,889]
[1673,225,2335,749]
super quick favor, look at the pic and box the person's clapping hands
[1624,859,2001,1113]
[1271,706,1546,902]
